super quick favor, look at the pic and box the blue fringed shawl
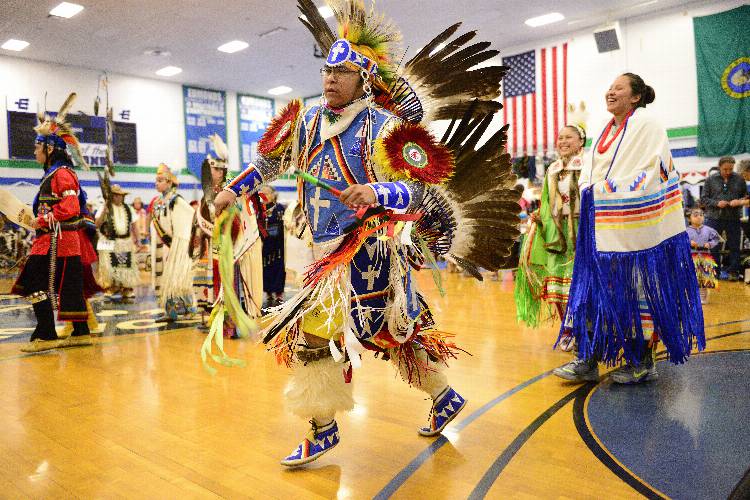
[558,109,705,365]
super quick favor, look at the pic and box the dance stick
[293,169,343,197]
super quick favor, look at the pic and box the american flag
[502,43,568,158]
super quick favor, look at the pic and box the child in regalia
[686,208,720,304]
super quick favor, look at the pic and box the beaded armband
[224,155,280,196]
[367,181,413,210]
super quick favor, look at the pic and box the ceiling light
[2,39,30,51]
[268,86,292,96]
[155,66,182,77]
[318,6,334,19]
[217,40,249,53]
[49,2,84,19]
[635,0,658,7]
[524,12,565,28]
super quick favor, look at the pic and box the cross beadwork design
[309,187,331,231]
[331,42,347,59]
[376,184,391,205]
[361,265,380,291]
[357,306,375,337]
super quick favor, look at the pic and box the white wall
[563,0,746,134]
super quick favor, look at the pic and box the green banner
[693,5,750,156]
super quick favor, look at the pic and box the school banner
[237,94,274,170]
[183,86,226,178]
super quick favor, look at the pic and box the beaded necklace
[596,109,634,154]
[590,109,635,181]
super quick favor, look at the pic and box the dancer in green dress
[515,125,585,349]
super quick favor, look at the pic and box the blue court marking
[573,382,667,499]
[373,369,555,499]
[468,385,590,499]
[710,317,750,328]
[587,350,750,499]
[468,331,750,499]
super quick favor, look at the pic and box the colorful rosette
[373,122,454,184]
[258,99,303,158]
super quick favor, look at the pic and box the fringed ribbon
[261,208,424,372]
[514,221,547,328]
[200,207,262,374]
[268,319,301,367]
[385,239,418,342]
[391,330,465,386]
[304,211,392,288]
[417,329,464,363]
[559,188,705,365]
[200,304,246,376]
[339,318,364,369]
[214,207,259,341]
[264,213,396,368]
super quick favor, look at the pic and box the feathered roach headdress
[35,92,89,170]
[201,134,230,206]
[330,0,401,84]
[299,0,506,124]
[566,101,588,142]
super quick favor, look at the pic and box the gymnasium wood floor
[0,270,748,499]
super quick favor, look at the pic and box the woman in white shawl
[553,73,704,384]
[149,163,196,321]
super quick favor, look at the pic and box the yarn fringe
[215,207,259,341]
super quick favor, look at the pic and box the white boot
[281,354,354,466]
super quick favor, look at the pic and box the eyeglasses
[320,66,360,77]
